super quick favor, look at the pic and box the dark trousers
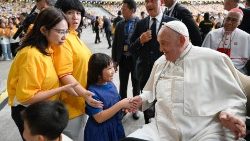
[105,30,112,47]
[11,105,26,141]
[119,55,140,99]
[10,42,19,57]
[95,30,100,43]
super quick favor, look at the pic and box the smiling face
[98,62,115,84]
[44,19,68,46]
[158,27,184,62]
[65,10,81,30]
[145,0,161,17]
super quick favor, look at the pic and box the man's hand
[139,30,152,44]
[219,111,246,139]
[84,90,103,108]
[127,96,142,113]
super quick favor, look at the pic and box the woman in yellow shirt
[54,0,103,140]
[7,7,77,141]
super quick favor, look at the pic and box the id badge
[124,45,128,52]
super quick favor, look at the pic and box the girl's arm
[22,83,77,105]
[93,98,131,123]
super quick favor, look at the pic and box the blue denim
[0,44,12,60]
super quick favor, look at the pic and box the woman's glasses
[52,28,69,35]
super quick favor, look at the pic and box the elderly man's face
[145,0,161,17]
[223,12,242,32]
[158,27,182,62]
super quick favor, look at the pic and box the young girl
[84,53,132,141]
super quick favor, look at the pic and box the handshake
[119,96,143,114]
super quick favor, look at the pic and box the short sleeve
[85,91,102,116]
[53,41,73,78]
[15,53,45,103]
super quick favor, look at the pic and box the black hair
[21,101,69,140]
[18,7,68,56]
[123,0,137,12]
[55,0,85,17]
[55,0,85,35]
[204,12,210,21]
[87,53,113,88]
[117,10,122,16]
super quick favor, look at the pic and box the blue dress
[84,82,125,141]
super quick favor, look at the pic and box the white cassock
[128,44,247,141]
[202,28,250,74]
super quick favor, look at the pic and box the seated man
[123,20,247,141]
[202,8,250,74]
[21,101,72,141]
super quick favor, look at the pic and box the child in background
[84,53,132,141]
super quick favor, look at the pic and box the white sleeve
[202,32,212,48]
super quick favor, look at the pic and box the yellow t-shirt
[52,30,92,119]
[7,46,60,106]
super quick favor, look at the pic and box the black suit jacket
[239,7,250,34]
[164,3,202,46]
[130,15,175,89]
[112,18,139,64]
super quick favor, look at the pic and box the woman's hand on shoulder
[84,90,103,108]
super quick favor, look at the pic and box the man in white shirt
[122,20,247,141]
[202,8,250,74]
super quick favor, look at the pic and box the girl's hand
[84,90,103,108]
[119,98,132,109]
[62,83,78,96]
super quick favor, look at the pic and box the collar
[126,16,137,22]
[175,43,192,63]
[222,27,237,36]
[46,46,54,54]
[150,10,163,23]
[69,29,78,35]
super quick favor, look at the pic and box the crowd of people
[2,0,250,140]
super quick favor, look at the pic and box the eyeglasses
[52,28,69,35]
[224,17,239,23]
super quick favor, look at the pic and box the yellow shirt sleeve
[7,47,59,105]
[53,40,74,78]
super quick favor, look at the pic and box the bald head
[224,9,243,32]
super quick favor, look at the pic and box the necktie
[150,18,157,39]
